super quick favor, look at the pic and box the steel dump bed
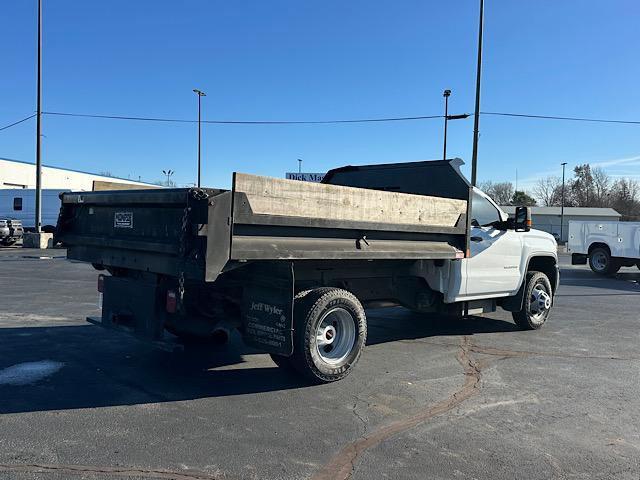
[56,159,471,282]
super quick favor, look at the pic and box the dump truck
[55,159,559,383]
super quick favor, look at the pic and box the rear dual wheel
[589,247,620,275]
[271,287,367,383]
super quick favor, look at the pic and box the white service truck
[56,160,559,383]
[568,220,640,275]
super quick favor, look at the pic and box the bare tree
[478,181,514,205]
[610,178,640,220]
[533,176,562,206]
[592,167,611,207]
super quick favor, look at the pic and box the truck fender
[500,254,559,312]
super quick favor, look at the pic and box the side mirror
[514,206,532,232]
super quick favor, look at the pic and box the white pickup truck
[56,160,559,383]
[568,220,640,275]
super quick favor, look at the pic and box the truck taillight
[97,274,105,293]
[166,290,177,313]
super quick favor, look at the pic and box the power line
[4,110,639,131]
[0,114,36,132]
[45,110,640,126]
[44,111,194,124]
[481,111,640,125]
[43,111,444,124]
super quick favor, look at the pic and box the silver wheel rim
[315,307,356,365]
[529,284,551,324]
[592,251,608,271]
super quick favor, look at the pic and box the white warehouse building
[0,157,154,191]
[501,206,621,243]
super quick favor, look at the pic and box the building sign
[285,172,326,183]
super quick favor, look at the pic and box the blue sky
[1,0,639,189]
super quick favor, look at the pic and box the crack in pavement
[351,395,369,436]
[0,463,222,479]
[311,335,485,480]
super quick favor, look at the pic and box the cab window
[470,191,501,227]
[13,197,22,211]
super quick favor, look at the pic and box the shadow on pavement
[366,308,517,345]
[0,310,515,414]
[558,267,640,295]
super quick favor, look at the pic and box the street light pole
[470,0,484,187]
[442,89,451,161]
[35,0,43,233]
[560,162,567,243]
[193,89,206,188]
[162,169,174,187]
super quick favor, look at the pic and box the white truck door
[463,191,523,298]
[616,222,640,260]
[567,221,584,254]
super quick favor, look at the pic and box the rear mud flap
[87,275,186,352]
[241,263,294,356]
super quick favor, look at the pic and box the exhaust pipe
[211,326,231,345]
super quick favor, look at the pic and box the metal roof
[0,157,156,186]
[500,206,621,217]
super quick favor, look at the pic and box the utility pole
[442,89,451,160]
[193,89,206,187]
[470,0,484,186]
[35,0,43,233]
[560,162,567,243]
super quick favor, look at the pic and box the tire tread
[512,271,552,330]
[289,287,366,383]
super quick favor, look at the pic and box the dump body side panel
[228,170,468,262]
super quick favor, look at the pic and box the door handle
[470,236,483,242]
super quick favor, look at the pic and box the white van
[0,189,68,232]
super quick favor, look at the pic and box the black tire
[0,239,16,246]
[288,287,367,383]
[589,247,620,275]
[512,271,553,330]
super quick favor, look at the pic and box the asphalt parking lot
[0,248,639,480]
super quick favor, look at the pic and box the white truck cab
[417,187,559,329]
[465,188,558,298]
